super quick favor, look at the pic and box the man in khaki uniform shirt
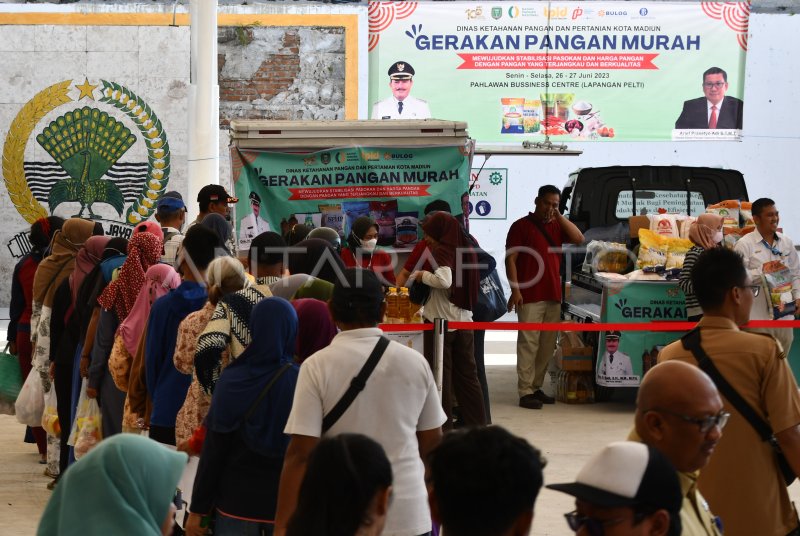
[633,361,725,535]
[659,248,800,536]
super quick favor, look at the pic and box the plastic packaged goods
[398,287,411,323]
[649,213,680,238]
[665,238,692,270]
[706,200,740,228]
[637,229,668,269]
[386,287,399,323]
[740,201,754,227]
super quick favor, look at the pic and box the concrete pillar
[187,0,219,222]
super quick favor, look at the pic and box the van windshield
[615,190,706,218]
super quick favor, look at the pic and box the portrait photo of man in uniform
[238,190,271,252]
[371,61,432,120]
[675,66,744,130]
[598,331,633,380]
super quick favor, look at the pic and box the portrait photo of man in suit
[675,66,743,130]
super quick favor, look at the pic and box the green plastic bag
[0,345,23,403]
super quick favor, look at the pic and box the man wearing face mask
[679,214,725,322]
[341,216,396,286]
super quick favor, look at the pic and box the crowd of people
[7,181,800,536]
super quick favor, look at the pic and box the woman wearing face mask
[679,213,725,322]
[341,216,396,286]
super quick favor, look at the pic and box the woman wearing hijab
[37,434,187,536]
[87,231,163,438]
[47,235,110,480]
[7,216,63,462]
[341,216,396,286]
[68,237,128,466]
[174,256,250,451]
[30,218,98,480]
[78,237,129,381]
[109,264,181,432]
[412,211,486,430]
[679,213,725,322]
[291,298,337,363]
[287,237,346,285]
[201,213,233,256]
[186,298,300,536]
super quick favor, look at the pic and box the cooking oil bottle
[386,287,399,323]
[398,287,411,323]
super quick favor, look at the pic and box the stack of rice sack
[706,200,755,249]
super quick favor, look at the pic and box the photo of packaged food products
[394,212,419,248]
[370,200,399,246]
[501,97,525,134]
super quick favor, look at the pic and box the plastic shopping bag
[41,387,60,437]
[70,380,102,459]
[15,369,44,427]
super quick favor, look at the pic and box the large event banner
[368,1,750,141]
[231,145,470,251]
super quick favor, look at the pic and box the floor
[2,326,799,535]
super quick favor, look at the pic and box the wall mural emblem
[2,79,171,256]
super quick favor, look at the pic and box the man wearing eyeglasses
[735,197,800,355]
[633,361,726,535]
[548,441,682,536]
[675,67,743,130]
[658,247,800,536]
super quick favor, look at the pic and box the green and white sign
[368,1,750,141]
[468,167,507,220]
[232,145,470,250]
[596,280,687,387]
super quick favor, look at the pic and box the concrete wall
[0,2,364,306]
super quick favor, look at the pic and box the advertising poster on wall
[231,145,471,251]
[468,167,507,220]
[368,1,750,142]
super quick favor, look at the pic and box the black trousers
[424,328,487,430]
[54,361,73,475]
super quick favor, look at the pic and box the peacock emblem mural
[36,107,133,219]
[2,78,172,255]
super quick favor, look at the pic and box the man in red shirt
[506,185,584,409]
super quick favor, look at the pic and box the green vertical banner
[232,145,470,251]
[368,1,750,141]
[597,281,687,387]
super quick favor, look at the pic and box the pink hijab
[117,263,181,356]
[688,213,724,250]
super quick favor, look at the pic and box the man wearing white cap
[371,61,431,120]
[548,441,682,536]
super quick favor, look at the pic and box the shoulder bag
[322,336,390,433]
[240,362,294,426]
[681,328,796,485]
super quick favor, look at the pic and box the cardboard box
[629,215,650,238]
[560,346,594,371]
